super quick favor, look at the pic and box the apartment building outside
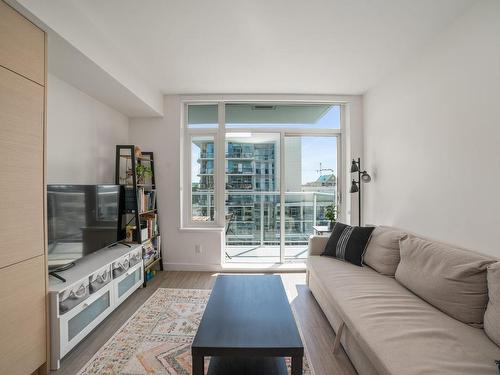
[192,137,336,254]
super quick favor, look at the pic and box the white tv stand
[48,243,144,370]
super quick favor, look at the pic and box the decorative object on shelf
[324,203,338,230]
[116,145,163,287]
[350,157,371,226]
[125,225,136,243]
[134,145,142,158]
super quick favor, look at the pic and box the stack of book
[141,213,158,240]
[137,188,156,213]
[143,236,161,265]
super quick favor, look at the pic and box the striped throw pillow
[321,222,375,266]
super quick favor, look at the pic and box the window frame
[183,103,221,228]
[181,100,345,233]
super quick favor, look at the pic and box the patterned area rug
[78,288,314,375]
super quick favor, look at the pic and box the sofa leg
[333,321,345,355]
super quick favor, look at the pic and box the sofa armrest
[308,235,329,256]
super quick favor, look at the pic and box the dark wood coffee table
[191,275,304,375]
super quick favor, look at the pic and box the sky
[191,105,339,185]
[299,137,337,184]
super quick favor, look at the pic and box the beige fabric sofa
[306,232,500,375]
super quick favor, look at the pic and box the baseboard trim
[163,262,307,273]
[164,262,222,272]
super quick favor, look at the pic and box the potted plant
[325,203,338,230]
[136,164,153,184]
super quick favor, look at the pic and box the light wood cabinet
[0,1,47,374]
[0,256,47,374]
[0,0,45,85]
[0,67,45,269]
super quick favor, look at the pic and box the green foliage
[325,203,338,222]
[136,164,153,179]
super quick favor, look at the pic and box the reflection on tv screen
[47,185,120,268]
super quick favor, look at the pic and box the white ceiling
[47,33,163,117]
[67,0,475,95]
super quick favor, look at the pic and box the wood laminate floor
[53,271,356,375]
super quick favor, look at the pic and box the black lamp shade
[361,172,371,183]
[350,160,359,173]
[350,180,359,193]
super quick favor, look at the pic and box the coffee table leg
[291,355,303,375]
[192,355,204,375]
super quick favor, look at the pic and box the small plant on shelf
[325,203,338,230]
[136,164,153,184]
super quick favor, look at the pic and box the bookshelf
[115,145,163,286]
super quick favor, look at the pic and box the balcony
[227,169,254,175]
[225,192,335,263]
[199,153,214,159]
[199,168,214,175]
[226,153,254,159]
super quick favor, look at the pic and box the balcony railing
[199,153,214,159]
[226,152,254,159]
[226,191,335,247]
[192,191,335,247]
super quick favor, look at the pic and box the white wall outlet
[195,244,202,254]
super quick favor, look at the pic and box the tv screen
[47,184,121,268]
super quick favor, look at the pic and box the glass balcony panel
[225,192,281,262]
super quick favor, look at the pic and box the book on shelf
[140,213,158,241]
[143,244,153,262]
[137,188,157,213]
[142,238,159,265]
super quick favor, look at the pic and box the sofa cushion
[308,255,500,375]
[322,222,375,266]
[395,235,495,327]
[363,226,406,276]
[307,270,379,375]
[485,262,500,347]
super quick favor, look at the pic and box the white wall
[129,96,224,271]
[363,0,500,257]
[47,74,129,184]
[14,0,163,116]
[130,95,363,270]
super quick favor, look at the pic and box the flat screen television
[47,184,121,269]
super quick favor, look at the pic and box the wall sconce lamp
[350,158,371,225]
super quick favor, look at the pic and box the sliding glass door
[222,104,340,263]
[283,136,338,262]
[225,133,281,262]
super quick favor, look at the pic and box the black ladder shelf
[115,145,163,286]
